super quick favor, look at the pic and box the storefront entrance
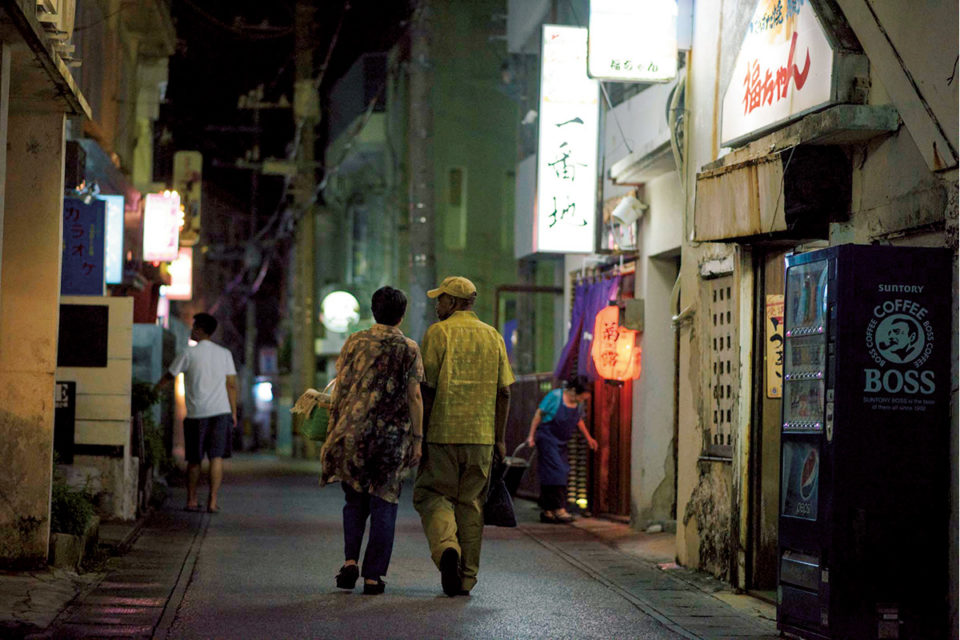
[748,248,789,595]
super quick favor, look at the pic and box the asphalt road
[162,456,683,639]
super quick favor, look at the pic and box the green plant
[50,477,94,537]
[131,380,160,415]
[141,413,173,474]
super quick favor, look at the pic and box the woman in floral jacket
[320,286,424,595]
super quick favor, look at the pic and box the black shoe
[336,564,359,589]
[363,579,386,595]
[440,547,461,597]
[456,589,471,596]
[540,512,559,524]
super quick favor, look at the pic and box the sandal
[539,512,559,524]
[362,578,386,595]
[336,564,359,589]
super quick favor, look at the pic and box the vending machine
[777,244,951,640]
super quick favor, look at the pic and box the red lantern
[591,305,642,381]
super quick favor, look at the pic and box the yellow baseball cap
[427,276,477,299]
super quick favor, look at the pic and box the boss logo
[863,297,935,395]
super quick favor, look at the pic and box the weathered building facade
[673,1,957,632]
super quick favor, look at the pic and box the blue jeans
[342,484,399,579]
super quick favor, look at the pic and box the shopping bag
[291,379,336,442]
[301,405,330,442]
[483,459,517,527]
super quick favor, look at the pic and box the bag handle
[321,378,336,395]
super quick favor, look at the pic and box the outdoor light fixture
[610,193,646,227]
[320,290,360,334]
[610,193,646,250]
[591,305,642,381]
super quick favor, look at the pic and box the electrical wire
[179,0,294,40]
[72,3,133,33]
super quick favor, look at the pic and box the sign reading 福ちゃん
[587,0,678,83]
[721,0,835,146]
[536,25,599,255]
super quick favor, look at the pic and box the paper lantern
[591,305,642,381]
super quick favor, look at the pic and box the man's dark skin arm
[494,386,511,460]
[421,383,436,437]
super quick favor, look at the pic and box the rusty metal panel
[693,155,785,242]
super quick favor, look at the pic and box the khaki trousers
[413,443,493,591]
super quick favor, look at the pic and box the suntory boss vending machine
[777,244,951,639]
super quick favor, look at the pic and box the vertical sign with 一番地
[721,0,836,147]
[536,25,599,254]
[587,0,678,83]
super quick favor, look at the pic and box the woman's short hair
[565,375,590,395]
[193,312,218,336]
[371,287,407,326]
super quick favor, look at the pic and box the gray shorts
[184,414,233,463]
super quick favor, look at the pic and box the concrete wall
[0,112,67,567]
[630,171,683,529]
[676,0,739,577]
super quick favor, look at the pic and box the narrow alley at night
[0,0,956,639]
[31,455,778,639]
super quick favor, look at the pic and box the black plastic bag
[484,459,517,527]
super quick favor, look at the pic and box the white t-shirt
[168,340,237,418]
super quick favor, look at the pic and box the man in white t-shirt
[156,313,238,513]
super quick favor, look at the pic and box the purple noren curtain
[553,276,621,383]
[577,276,621,382]
[553,282,587,381]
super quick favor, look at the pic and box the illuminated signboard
[721,0,835,146]
[61,198,105,296]
[587,0,678,82]
[99,195,124,284]
[143,192,181,262]
[536,25,599,254]
[161,247,193,300]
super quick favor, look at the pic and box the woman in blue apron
[525,376,598,523]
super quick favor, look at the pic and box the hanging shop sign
[98,194,124,284]
[587,0,678,82]
[61,197,105,296]
[721,0,835,146]
[535,25,599,254]
[143,191,181,262]
[161,247,193,301]
[591,305,642,381]
[173,151,202,246]
[766,294,784,398]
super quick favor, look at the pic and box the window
[706,276,735,458]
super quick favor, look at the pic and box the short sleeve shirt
[168,340,237,418]
[320,324,424,503]
[421,310,515,444]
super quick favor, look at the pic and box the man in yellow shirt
[414,276,515,596]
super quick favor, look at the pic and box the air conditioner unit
[36,0,75,42]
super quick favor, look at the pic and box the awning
[693,104,899,243]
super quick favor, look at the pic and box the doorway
[748,248,788,596]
